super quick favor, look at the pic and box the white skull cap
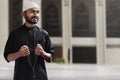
[23,2,39,12]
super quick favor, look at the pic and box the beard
[24,13,39,24]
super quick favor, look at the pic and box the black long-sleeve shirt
[4,24,54,80]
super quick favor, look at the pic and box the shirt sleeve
[44,30,54,62]
[4,31,15,62]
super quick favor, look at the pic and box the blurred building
[1,0,120,64]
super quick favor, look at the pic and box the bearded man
[4,2,54,80]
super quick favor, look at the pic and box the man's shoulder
[9,25,23,35]
[35,26,48,35]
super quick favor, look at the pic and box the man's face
[24,8,40,24]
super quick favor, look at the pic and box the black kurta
[4,24,54,80]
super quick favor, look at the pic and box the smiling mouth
[32,18,38,22]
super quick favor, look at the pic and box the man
[4,2,54,80]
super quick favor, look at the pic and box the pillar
[95,0,106,64]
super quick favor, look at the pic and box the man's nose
[33,12,38,16]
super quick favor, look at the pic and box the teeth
[33,18,37,21]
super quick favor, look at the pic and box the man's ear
[21,12,25,17]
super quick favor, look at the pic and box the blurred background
[1,0,120,80]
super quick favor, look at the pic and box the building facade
[1,0,120,64]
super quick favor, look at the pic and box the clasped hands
[19,44,44,57]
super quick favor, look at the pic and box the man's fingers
[22,45,29,49]
[37,44,43,49]
[20,45,30,56]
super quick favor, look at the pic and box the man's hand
[7,45,30,61]
[35,44,51,61]
[18,45,30,57]
[35,44,44,56]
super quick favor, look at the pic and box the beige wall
[0,0,9,63]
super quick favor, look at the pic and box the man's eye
[37,11,39,13]
[35,10,39,14]
[30,10,34,13]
